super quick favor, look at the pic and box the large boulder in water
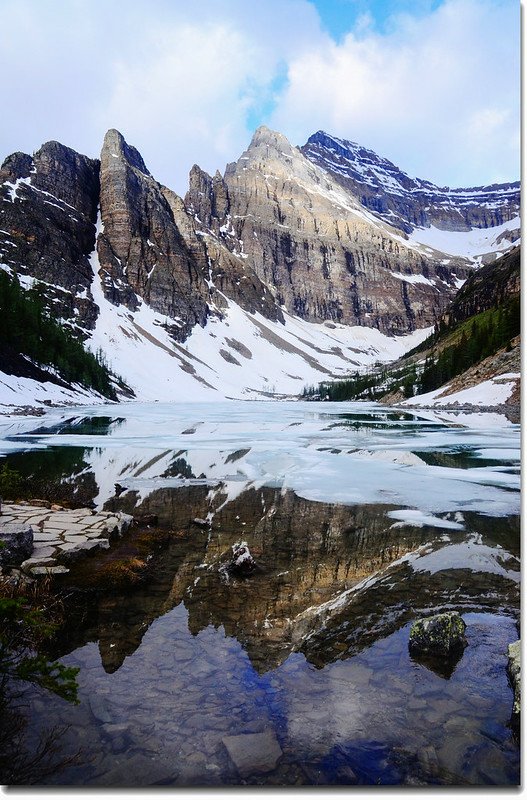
[409,611,467,657]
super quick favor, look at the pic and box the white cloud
[0,0,519,193]
[270,0,519,186]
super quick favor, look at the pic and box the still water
[0,402,520,786]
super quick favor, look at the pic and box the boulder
[0,523,34,567]
[507,640,520,725]
[409,611,467,657]
[222,729,282,777]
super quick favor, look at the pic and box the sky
[0,0,519,195]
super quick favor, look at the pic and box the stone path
[0,503,133,576]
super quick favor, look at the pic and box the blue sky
[309,0,443,39]
[0,0,519,194]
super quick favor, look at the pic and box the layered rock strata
[302,131,520,234]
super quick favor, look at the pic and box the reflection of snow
[411,536,520,581]
[388,509,464,529]
[0,401,519,518]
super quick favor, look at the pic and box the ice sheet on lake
[0,401,519,518]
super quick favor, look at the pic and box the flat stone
[31,546,57,559]
[58,540,109,564]
[32,532,64,543]
[41,525,68,533]
[29,565,69,576]
[21,556,55,571]
[63,534,89,544]
[222,729,282,777]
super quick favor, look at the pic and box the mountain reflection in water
[0,402,519,786]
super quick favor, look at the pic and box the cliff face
[440,246,520,328]
[97,130,280,342]
[186,126,472,334]
[0,141,100,333]
[302,131,520,235]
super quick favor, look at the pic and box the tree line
[0,271,116,399]
[303,294,520,402]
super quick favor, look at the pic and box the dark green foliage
[418,296,520,395]
[0,272,116,399]
[0,596,79,704]
[304,362,420,402]
[0,464,22,499]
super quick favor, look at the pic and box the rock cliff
[187,126,472,334]
[0,141,100,333]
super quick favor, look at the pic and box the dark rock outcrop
[440,246,520,329]
[0,141,100,333]
[409,611,467,657]
[0,523,34,567]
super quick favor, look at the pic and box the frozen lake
[0,401,520,786]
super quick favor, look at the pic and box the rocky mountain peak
[302,131,520,235]
[248,124,295,152]
[0,151,33,182]
[101,128,151,176]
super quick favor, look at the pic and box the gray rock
[0,523,33,567]
[409,611,467,657]
[222,729,282,777]
[29,565,69,576]
[57,539,109,564]
[507,639,520,721]
[93,752,178,787]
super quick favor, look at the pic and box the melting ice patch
[0,401,519,520]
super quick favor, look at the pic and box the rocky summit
[0,125,521,401]
[302,131,520,237]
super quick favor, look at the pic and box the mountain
[0,126,520,407]
[302,131,520,255]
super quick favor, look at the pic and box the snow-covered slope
[87,228,429,402]
[0,370,110,414]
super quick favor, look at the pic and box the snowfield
[83,225,431,404]
[403,373,520,408]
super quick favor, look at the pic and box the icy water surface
[0,402,520,786]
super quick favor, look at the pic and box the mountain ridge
[0,125,520,406]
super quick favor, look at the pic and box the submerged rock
[0,523,34,567]
[409,611,467,657]
[507,640,520,726]
[222,729,282,777]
